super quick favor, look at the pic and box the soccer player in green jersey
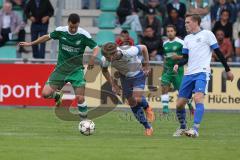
[161,25,194,114]
[19,13,99,118]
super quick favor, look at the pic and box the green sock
[187,99,194,110]
[78,102,88,115]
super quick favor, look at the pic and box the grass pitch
[0,107,239,160]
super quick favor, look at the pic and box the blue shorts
[120,71,146,98]
[178,72,210,99]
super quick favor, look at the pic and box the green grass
[0,107,240,160]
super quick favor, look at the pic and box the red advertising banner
[0,64,56,106]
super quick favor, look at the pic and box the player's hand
[171,53,180,60]
[112,84,121,96]
[30,16,36,23]
[226,71,234,82]
[173,64,179,73]
[41,16,49,24]
[18,42,32,46]
[142,64,150,76]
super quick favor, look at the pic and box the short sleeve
[84,37,98,49]
[182,38,189,54]
[49,30,60,40]
[100,56,110,68]
[124,46,140,57]
[207,31,219,49]
[234,39,240,48]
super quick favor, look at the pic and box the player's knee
[76,95,85,104]
[176,99,187,109]
[194,93,204,103]
[42,90,52,99]
[128,97,137,106]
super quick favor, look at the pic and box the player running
[161,25,194,114]
[18,13,99,119]
[100,42,155,136]
[173,14,234,137]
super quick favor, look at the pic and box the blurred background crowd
[0,0,239,63]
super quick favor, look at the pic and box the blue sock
[140,96,149,110]
[131,104,151,129]
[193,103,204,132]
[176,108,186,129]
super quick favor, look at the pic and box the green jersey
[49,26,97,73]
[163,37,184,73]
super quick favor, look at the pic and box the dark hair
[215,28,225,35]
[145,25,154,30]
[220,9,231,17]
[68,13,80,24]
[121,30,129,34]
[238,31,240,37]
[185,14,201,25]
[166,24,177,31]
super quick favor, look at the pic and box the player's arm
[102,67,121,95]
[137,45,150,76]
[171,54,183,60]
[88,46,99,70]
[18,35,51,46]
[213,48,234,81]
[173,53,188,73]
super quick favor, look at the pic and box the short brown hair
[102,42,117,57]
[166,24,177,32]
[185,14,201,25]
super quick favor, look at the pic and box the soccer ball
[78,119,95,136]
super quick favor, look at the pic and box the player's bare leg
[173,98,188,137]
[74,86,88,120]
[185,92,204,138]
[42,84,63,107]
[128,88,154,136]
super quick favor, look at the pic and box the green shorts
[46,68,86,88]
[161,68,184,90]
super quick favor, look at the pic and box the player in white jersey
[173,14,234,137]
[100,42,155,136]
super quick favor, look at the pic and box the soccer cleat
[185,128,199,138]
[144,127,153,136]
[144,106,155,123]
[55,91,63,107]
[163,106,169,114]
[173,128,187,137]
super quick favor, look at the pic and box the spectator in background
[25,0,54,59]
[211,0,236,24]
[140,26,163,61]
[0,1,25,49]
[233,11,240,41]
[188,0,212,30]
[164,8,187,39]
[167,0,186,19]
[212,29,233,61]
[117,0,148,33]
[236,0,240,11]
[234,31,240,62]
[115,30,135,46]
[145,0,167,23]
[82,0,100,9]
[141,7,162,37]
[212,9,233,39]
